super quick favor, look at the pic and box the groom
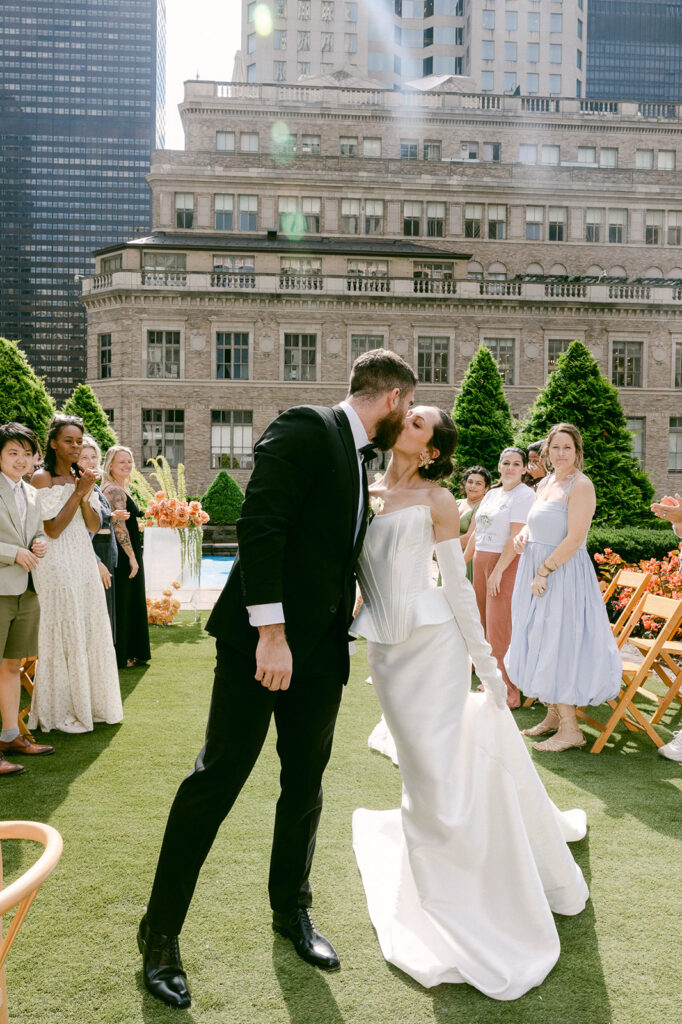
[138,348,417,1008]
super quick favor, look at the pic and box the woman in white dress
[351,406,588,1001]
[29,415,122,734]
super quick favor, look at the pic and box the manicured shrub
[201,470,245,525]
[62,382,117,451]
[451,344,514,483]
[517,341,654,527]
[0,336,55,448]
[587,526,680,564]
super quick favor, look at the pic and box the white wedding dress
[350,504,588,1001]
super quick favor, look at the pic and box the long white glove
[435,538,508,709]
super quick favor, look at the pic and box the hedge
[586,525,680,564]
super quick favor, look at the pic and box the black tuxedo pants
[146,621,349,936]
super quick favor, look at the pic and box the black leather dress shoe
[137,915,191,1009]
[272,908,341,971]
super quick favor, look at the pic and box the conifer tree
[451,344,515,481]
[0,336,55,448]
[62,382,117,452]
[201,470,245,524]
[517,340,653,526]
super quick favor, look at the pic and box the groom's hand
[255,624,293,691]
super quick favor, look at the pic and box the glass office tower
[587,0,682,103]
[0,0,165,399]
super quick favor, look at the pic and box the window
[482,40,494,60]
[240,132,259,152]
[505,10,517,30]
[505,42,517,61]
[636,149,654,170]
[550,13,563,32]
[418,337,449,384]
[297,29,310,51]
[274,30,287,49]
[175,193,193,229]
[612,341,643,388]
[298,1,311,19]
[302,197,321,232]
[600,148,618,168]
[626,418,645,467]
[364,199,384,235]
[483,142,501,163]
[527,73,539,93]
[247,33,256,53]
[345,33,357,52]
[247,64,256,82]
[527,42,539,62]
[321,32,334,51]
[341,198,360,233]
[239,194,258,231]
[668,212,682,246]
[427,201,445,238]
[484,338,516,384]
[608,209,627,243]
[526,206,543,241]
[284,333,316,381]
[413,262,454,292]
[273,61,287,81]
[101,254,122,274]
[347,259,388,284]
[215,194,233,230]
[401,140,419,161]
[658,150,676,170]
[482,10,495,29]
[549,44,562,64]
[528,12,539,32]
[211,411,253,470]
[103,410,114,426]
[321,1,334,20]
[542,145,560,165]
[351,334,384,362]
[461,141,478,160]
[578,146,596,164]
[216,131,235,152]
[301,134,320,155]
[340,136,357,156]
[142,410,184,467]
[247,1,256,21]
[549,75,561,94]
[520,144,537,164]
[404,201,422,236]
[279,197,304,235]
[147,331,180,379]
[298,61,310,76]
[216,333,249,380]
[99,333,111,379]
[646,210,663,245]
[676,342,682,387]
[586,208,603,243]
[577,18,583,39]
[670,418,682,470]
[488,204,506,239]
[547,339,571,374]
[363,137,381,158]
[577,49,582,70]
[211,255,254,284]
[424,140,442,161]
[143,252,186,274]
[465,203,482,238]
[504,72,517,92]
[345,2,358,21]
[481,71,494,91]
[548,206,566,241]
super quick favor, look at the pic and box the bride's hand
[483,672,508,709]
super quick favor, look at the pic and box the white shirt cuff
[247,602,285,627]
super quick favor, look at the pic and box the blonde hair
[102,444,135,490]
[542,423,584,471]
[80,434,101,464]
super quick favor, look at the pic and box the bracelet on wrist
[537,569,549,578]
[541,562,555,574]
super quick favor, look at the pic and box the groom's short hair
[348,348,417,399]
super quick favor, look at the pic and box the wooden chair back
[601,569,652,646]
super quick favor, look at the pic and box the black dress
[112,493,151,668]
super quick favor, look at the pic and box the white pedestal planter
[143,525,202,623]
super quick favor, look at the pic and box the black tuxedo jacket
[206,405,368,666]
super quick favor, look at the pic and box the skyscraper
[587,0,682,103]
[0,0,165,400]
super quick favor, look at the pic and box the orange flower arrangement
[595,546,682,640]
[147,580,182,625]
[144,493,209,530]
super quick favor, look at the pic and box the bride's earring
[418,450,434,469]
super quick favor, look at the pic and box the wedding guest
[102,445,150,669]
[457,465,491,582]
[29,415,122,733]
[524,440,548,489]
[650,492,682,762]
[465,447,534,707]
[506,423,621,752]
[78,435,129,638]
[0,423,54,775]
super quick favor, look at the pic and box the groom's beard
[373,408,406,451]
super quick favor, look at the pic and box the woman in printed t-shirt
[464,447,535,708]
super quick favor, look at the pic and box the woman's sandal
[533,732,586,753]
[522,708,560,737]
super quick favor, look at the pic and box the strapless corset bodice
[351,504,453,644]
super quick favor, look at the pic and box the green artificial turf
[2,615,681,1024]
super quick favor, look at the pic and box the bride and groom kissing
[137,348,589,1008]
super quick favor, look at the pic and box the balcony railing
[346,275,390,293]
[279,273,324,291]
[413,278,457,295]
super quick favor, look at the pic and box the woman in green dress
[457,466,491,581]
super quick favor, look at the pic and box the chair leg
[650,671,682,725]
[522,696,535,708]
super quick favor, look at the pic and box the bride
[351,406,589,1001]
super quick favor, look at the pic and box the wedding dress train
[350,504,588,1001]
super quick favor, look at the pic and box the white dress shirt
[247,402,371,629]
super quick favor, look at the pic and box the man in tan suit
[0,423,54,776]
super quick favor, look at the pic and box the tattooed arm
[102,483,139,578]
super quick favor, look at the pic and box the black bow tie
[359,443,378,463]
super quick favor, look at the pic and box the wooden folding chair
[601,568,652,647]
[578,594,682,754]
[627,635,682,725]
[17,659,37,740]
[0,821,63,1024]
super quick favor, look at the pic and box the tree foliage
[451,344,515,483]
[62,383,117,451]
[0,337,55,448]
[201,470,245,525]
[516,341,654,526]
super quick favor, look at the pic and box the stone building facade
[82,75,682,495]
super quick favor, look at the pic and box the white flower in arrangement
[369,496,385,521]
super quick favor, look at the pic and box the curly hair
[461,464,492,490]
[43,414,84,477]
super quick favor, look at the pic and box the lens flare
[254,4,273,37]
[271,120,295,166]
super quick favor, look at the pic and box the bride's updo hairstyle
[542,422,584,471]
[419,410,458,482]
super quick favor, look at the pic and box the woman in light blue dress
[505,423,622,752]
